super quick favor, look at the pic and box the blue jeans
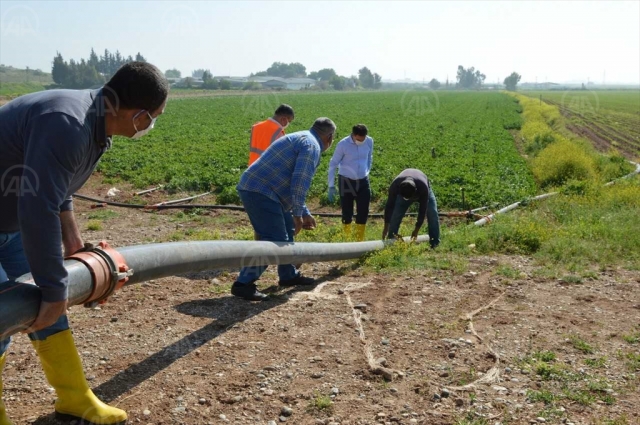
[386,188,441,248]
[236,190,299,284]
[0,232,69,355]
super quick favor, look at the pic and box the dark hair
[399,179,417,199]
[105,62,169,112]
[275,104,294,118]
[352,124,368,137]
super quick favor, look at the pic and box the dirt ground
[2,178,639,425]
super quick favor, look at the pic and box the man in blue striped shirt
[327,124,373,241]
[233,118,337,301]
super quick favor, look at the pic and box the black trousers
[338,175,371,225]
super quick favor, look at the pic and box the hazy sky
[1,1,639,84]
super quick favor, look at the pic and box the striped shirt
[327,135,373,186]
[237,129,323,217]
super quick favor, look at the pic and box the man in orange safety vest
[248,104,295,166]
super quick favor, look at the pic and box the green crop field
[526,90,640,115]
[524,90,640,158]
[0,66,53,97]
[99,91,537,210]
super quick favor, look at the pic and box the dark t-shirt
[0,88,110,301]
[384,168,430,228]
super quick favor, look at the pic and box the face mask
[282,121,290,130]
[353,136,365,146]
[132,110,156,139]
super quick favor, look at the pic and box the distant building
[217,76,317,90]
[519,82,561,90]
[170,77,204,87]
[281,77,316,90]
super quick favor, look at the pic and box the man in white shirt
[327,124,373,241]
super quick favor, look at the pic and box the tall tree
[165,69,181,78]
[428,78,441,90]
[99,49,110,75]
[51,52,69,86]
[503,72,521,91]
[314,68,337,81]
[330,75,345,90]
[456,65,486,89]
[114,50,123,69]
[288,62,306,77]
[88,48,99,68]
[373,72,382,89]
[263,62,307,78]
[358,67,374,88]
[192,69,206,78]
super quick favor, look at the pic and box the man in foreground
[0,61,168,425]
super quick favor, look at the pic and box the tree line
[169,63,522,91]
[166,62,384,91]
[51,49,147,88]
[48,53,523,92]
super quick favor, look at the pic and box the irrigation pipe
[474,161,640,226]
[605,161,640,186]
[0,236,429,340]
[72,193,490,219]
[134,185,164,196]
[151,191,211,207]
[474,192,559,226]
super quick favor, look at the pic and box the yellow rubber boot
[342,223,352,239]
[355,224,366,242]
[1,353,15,425]
[31,330,127,425]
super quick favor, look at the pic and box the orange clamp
[66,241,131,306]
[97,241,130,294]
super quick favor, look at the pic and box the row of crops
[98,91,538,210]
[523,90,640,158]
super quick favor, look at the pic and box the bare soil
[2,179,639,425]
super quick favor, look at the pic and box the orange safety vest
[248,118,285,166]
